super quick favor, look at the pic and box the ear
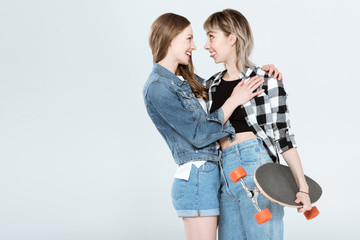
[228,33,237,46]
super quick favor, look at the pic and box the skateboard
[229,163,322,224]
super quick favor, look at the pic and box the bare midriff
[219,131,258,151]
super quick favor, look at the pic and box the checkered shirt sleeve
[247,67,296,154]
[263,74,296,153]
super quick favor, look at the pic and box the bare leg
[183,216,218,240]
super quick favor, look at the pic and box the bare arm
[282,148,312,213]
[265,76,311,213]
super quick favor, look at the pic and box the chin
[180,60,190,65]
[214,57,223,64]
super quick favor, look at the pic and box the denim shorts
[171,161,220,217]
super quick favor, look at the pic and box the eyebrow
[206,31,216,35]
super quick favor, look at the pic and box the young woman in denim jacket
[143,13,282,240]
[203,9,312,240]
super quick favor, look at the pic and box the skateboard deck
[253,163,322,208]
[229,162,322,224]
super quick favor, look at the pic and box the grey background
[0,0,359,239]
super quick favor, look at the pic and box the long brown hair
[204,9,254,73]
[149,13,208,100]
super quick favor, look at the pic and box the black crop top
[210,78,254,133]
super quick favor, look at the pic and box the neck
[224,62,241,80]
[158,57,178,74]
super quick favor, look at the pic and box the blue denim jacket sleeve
[146,81,235,148]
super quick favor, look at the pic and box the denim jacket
[143,63,235,165]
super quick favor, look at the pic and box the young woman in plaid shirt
[203,9,312,239]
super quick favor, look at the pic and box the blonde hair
[149,13,208,100]
[204,9,254,73]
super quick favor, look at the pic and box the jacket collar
[153,63,186,86]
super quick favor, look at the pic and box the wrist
[226,96,240,109]
[298,182,309,193]
[298,190,309,195]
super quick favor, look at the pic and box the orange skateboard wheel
[229,167,247,183]
[254,208,272,224]
[304,206,319,220]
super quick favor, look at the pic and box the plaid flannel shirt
[204,66,297,162]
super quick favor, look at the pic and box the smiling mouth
[186,51,192,57]
[210,52,216,58]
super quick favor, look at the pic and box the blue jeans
[218,138,284,240]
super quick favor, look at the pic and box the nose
[204,39,210,50]
[191,40,197,51]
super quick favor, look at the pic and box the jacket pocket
[176,91,198,111]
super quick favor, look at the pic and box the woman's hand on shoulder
[222,76,265,122]
[230,76,265,106]
[261,64,283,82]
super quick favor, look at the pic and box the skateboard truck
[229,166,320,225]
[229,167,272,224]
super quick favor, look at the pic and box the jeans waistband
[221,138,263,157]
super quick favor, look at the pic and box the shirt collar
[213,66,257,85]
